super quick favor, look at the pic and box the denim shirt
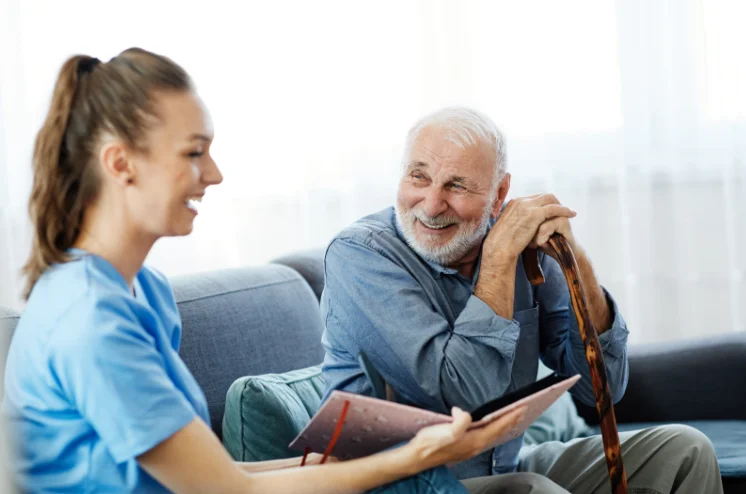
[320,207,629,479]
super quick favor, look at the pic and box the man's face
[396,126,502,266]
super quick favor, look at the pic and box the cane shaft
[522,236,628,494]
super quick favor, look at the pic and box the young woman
[1,48,524,493]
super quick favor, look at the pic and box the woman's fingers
[472,407,526,454]
[449,407,472,438]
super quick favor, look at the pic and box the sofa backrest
[172,264,325,439]
[271,248,326,301]
[0,307,20,394]
[0,307,20,337]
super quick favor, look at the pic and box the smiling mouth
[418,219,456,231]
[185,196,202,214]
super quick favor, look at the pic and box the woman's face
[127,90,223,239]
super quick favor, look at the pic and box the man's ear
[490,172,511,218]
[99,138,136,186]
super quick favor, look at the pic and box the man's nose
[421,187,447,218]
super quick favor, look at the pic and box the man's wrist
[474,253,516,320]
[480,247,518,276]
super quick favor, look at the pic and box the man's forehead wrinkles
[414,143,464,168]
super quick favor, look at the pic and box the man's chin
[420,240,452,254]
[409,240,457,265]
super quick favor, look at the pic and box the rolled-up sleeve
[535,252,629,405]
[322,236,520,414]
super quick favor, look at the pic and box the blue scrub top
[2,250,210,492]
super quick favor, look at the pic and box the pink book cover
[289,374,581,460]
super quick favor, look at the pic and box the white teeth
[185,197,202,213]
[420,220,450,230]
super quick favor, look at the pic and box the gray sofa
[1,249,744,493]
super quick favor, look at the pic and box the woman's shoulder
[137,264,172,293]
[24,256,159,337]
[136,264,178,313]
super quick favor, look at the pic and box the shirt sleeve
[322,236,520,414]
[49,292,197,463]
[535,252,629,405]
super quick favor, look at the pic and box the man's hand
[477,193,613,333]
[483,194,577,266]
[529,215,576,264]
[475,194,576,319]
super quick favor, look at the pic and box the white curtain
[1,0,744,344]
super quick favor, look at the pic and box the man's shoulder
[327,207,416,262]
[332,207,399,245]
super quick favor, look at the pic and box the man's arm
[322,236,520,414]
[569,243,613,333]
[475,193,627,404]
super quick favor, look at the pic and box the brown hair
[23,47,192,299]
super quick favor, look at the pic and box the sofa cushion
[172,265,325,439]
[223,365,324,461]
[600,420,746,478]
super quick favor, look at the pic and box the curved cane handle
[522,235,628,494]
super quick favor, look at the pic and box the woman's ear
[99,138,136,186]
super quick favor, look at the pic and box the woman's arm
[236,453,333,473]
[138,407,524,494]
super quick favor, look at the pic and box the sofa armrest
[575,331,746,425]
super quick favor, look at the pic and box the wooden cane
[522,234,628,494]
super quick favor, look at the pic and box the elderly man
[320,107,722,493]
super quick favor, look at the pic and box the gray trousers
[460,425,723,494]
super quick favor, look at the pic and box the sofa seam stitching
[176,279,299,304]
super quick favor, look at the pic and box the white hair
[402,106,507,187]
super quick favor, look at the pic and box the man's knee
[468,472,566,494]
[513,472,566,493]
[651,424,717,463]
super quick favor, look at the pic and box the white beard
[395,201,493,266]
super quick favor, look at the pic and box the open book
[289,354,581,460]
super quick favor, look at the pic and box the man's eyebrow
[406,161,428,171]
[448,175,478,188]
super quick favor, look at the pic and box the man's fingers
[528,217,567,248]
[540,203,576,220]
[528,193,562,207]
[538,217,565,243]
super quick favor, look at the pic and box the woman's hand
[404,406,525,471]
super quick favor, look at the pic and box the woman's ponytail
[23,55,100,298]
